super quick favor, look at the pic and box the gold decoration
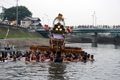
[56,28,58,31]
[60,28,62,31]
[58,26,60,28]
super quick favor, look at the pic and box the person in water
[23,57,29,63]
[21,49,95,63]
[40,52,45,62]
[0,56,2,62]
[12,55,22,61]
[90,55,95,61]
[36,52,40,62]
[87,54,90,61]
[62,56,70,63]
[2,52,5,62]
[66,52,73,61]
[30,51,36,63]
[48,52,54,62]
[72,53,79,62]
[82,52,87,62]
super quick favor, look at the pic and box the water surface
[0,43,120,80]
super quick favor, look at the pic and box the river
[0,43,120,80]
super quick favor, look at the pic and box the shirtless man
[90,55,95,61]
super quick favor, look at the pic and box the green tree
[4,6,32,24]
[0,6,6,21]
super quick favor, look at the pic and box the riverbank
[1,37,120,49]
[0,24,42,38]
[0,38,49,49]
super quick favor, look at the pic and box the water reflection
[48,63,66,80]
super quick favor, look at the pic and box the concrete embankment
[0,38,49,49]
[66,36,120,44]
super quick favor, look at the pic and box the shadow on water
[48,63,66,80]
[114,44,120,49]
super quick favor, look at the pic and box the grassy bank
[0,27,43,39]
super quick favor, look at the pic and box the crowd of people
[0,49,95,63]
[0,51,23,62]
[4,44,15,50]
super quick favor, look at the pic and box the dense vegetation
[3,6,32,24]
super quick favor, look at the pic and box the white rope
[3,28,9,46]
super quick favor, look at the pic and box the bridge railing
[70,25,120,29]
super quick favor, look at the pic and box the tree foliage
[4,6,32,24]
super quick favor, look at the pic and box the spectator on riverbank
[5,44,10,50]
[11,43,15,49]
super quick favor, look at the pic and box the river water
[0,43,120,80]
